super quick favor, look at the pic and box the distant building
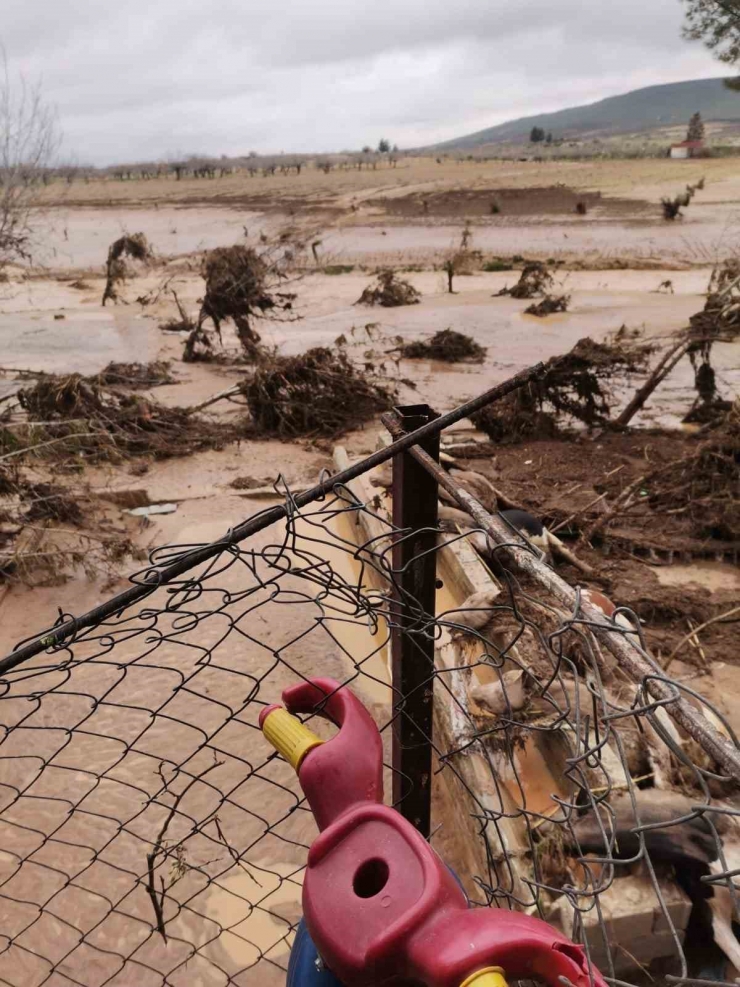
[670,140,704,160]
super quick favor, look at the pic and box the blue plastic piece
[287,919,344,987]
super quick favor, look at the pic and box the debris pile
[4,372,241,465]
[472,337,650,441]
[95,361,176,389]
[680,260,740,424]
[400,329,486,363]
[524,294,570,317]
[689,258,740,341]
[648,400,740,541]
[242,346,395,437]
[497,262,554,299]
[356,269,421,307]
[102,233,153,306]
[0,464,137,585]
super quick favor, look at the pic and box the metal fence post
[391,404,440,837]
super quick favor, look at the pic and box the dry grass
[34,157,739,211]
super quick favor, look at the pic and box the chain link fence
[0,411,738,987]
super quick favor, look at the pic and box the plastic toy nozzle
[260,706,324,771]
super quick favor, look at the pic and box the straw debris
[356,269,421,307]
[400,329,486,363]
[497,262,554,300]
[242,346,395,437]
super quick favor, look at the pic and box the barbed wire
[0,468,738,987]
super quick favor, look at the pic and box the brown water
[26,195,740,275]
[654,562,740,594]
[33,207,266,271]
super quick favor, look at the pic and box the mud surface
[464,431,739,664]
[372,185,650,220]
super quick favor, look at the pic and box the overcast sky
[1,0,728,166]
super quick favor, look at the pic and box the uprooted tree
[183,241,299,361]
[0,51,59,274]
[471,336,653,442]
[101,233,154,305]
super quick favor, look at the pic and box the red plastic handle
[282,677,384,832]
[265,679,607,987]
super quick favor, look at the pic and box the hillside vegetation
[435,77,740,149]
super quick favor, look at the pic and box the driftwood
[616,338,690,427]
[188,383,242,414]
[382,412,740,784]
[580,473,646,545]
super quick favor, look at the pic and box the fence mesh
[0,464,738,987]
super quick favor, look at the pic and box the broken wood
[581,473,646,544]
[187,383,242,414]
[381,413,740,783]
[616,337,690,427]
[664,605,740,670]
[547,533,596,577]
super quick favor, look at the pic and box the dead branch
[664,606,740,670]
[616,338,690,427]
[580,474,646,544]
[145,759,223,942]
[188,384,242,414]
[547,535,596,576]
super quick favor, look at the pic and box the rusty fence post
[391,404,440,838]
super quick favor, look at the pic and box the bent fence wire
[0,444,738,986]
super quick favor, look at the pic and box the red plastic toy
[260,677,608,987]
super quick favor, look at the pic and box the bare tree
[0,50,59,272]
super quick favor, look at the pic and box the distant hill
[434,77,740,149]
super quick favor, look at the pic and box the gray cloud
[1,0,726,164]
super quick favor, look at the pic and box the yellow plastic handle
[459,968,508,987]
[261,707,324,771]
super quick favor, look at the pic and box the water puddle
[654,562,740,594]
[204,861,303,969]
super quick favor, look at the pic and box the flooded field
[1,155,739,985]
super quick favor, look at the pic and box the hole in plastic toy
[352,858,389,898]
